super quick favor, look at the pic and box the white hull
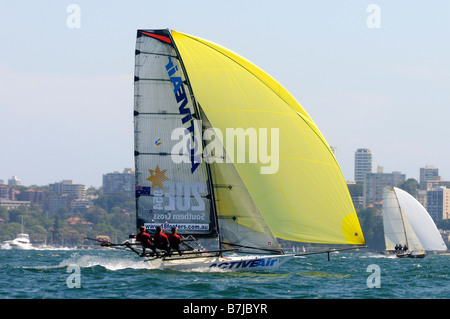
[2,234,33,250]
[380,250,427,259]
[144,254,293,271]
[396,251,426,259]
[7,242,34,250]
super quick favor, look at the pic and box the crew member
[154,225,170,256]
[136,226,154,256]
[168,227,182,255]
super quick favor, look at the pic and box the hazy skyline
[1,1,449,187]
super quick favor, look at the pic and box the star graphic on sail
[146,165,169,189]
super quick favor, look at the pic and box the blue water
[0,248,448,299]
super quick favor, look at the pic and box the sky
[1,1,449,187]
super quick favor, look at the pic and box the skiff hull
[381,250,427,259]
[396,252,426,259]
[144,254,293,271]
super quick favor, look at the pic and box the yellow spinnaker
[172,30,365,245]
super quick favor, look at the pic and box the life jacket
[136,232,152,246]
[154,232,169,247]
[168,233,181,248]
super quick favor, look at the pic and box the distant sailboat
[126,29,366,271]
[382,187,447,258]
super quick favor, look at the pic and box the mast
[393,191,410,248]
[165,29,220,242]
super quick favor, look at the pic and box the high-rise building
[18,189,47,203]
[102,168,135,196]
[354,148,372,183]
[419,165,441,190]
[8,176,21,186]
[426,186,450,223]
[0,185,15,200]
[363,168,405,208]
[49,180,86,200]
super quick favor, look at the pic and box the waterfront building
[18,189,47,203]
[102,168,135,196]
[419,165,441,190]
[70,199,93,213]
[363,167,405,208]
[8,176,21,186]
[0,199,31,210]
[354,148,372,183]
[426,186,450,223]
[49,180,86,200]
[0,185,16,200]
[48,197,70,214]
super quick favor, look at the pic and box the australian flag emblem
[135,186,151,195]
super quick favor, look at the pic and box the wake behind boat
[99,28,367,271]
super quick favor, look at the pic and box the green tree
[94,193,134,212]
[357,208,385,251]
[8,206,28,224]
[0,222,21,241]
[0,207,9,222]
[29,224,48,243]
[347,182,363,197]
[437,219,450,231]
[0,186,138,247]
[85,206,107,224]
[398,178,419,195]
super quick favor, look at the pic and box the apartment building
[354,148,372,183]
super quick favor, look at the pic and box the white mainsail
[133,30,282,254]
[134,31,218,243]
[393,187,447,251]
[382,187,446,254]
[382,187,409,250]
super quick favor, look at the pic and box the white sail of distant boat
[382,187,447,258]
[125,29,366,271]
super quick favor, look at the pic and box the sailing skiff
[113,29,367,271]
[382,187,447,259]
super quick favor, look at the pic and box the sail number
[153,182,205,211]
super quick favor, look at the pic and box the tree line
[0,191,136,247]
[1,180,448,249]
